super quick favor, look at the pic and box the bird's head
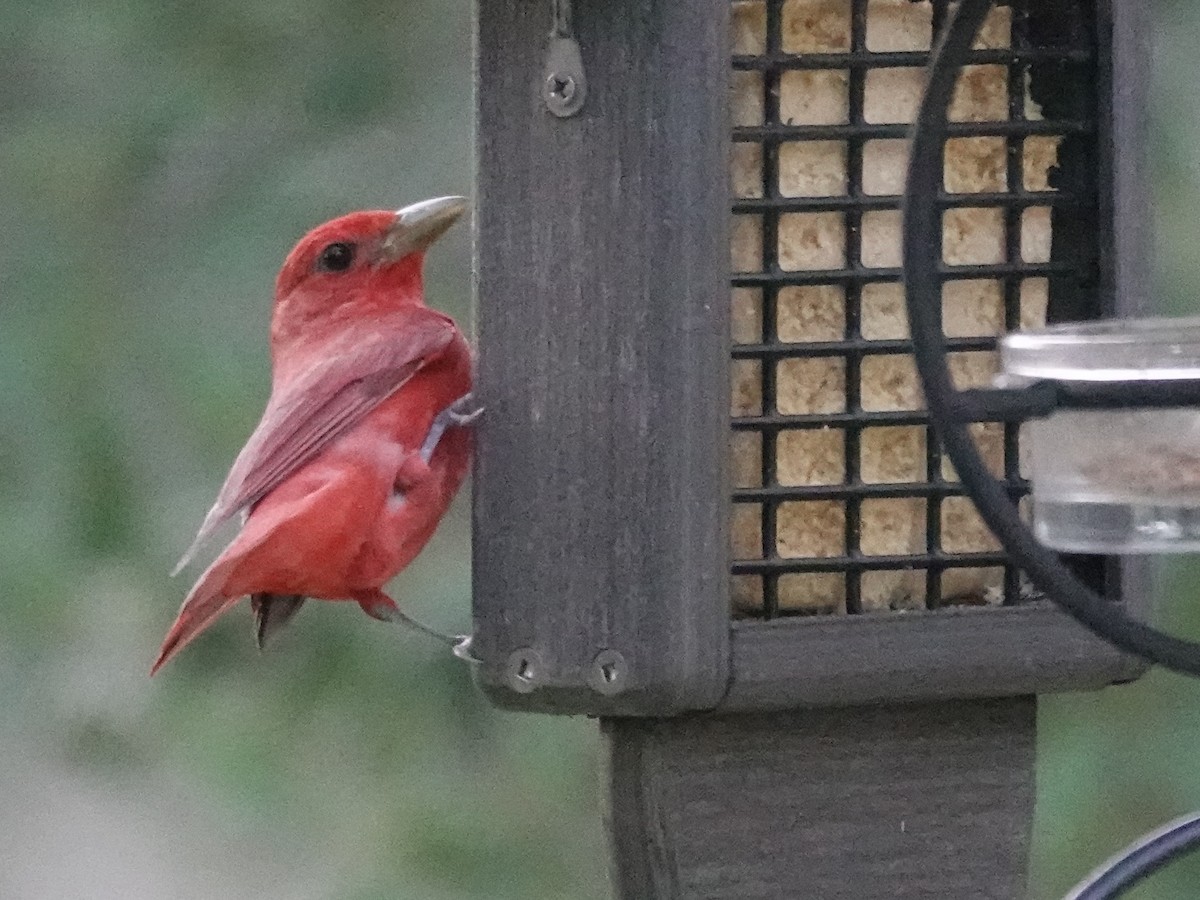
[270,196,467,363]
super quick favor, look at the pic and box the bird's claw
[446,392,484,427]
[452,634,480,663]
[420,392,484,464]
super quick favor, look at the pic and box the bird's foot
[447,392,485,426]
[355,590,477,663]
[452,634,480,664]
[420,392,484,464]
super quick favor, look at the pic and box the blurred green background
[0,1,606,898]
[3,1,1200,898]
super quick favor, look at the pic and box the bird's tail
[151,561,242,675]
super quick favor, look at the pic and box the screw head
[543,71,584,117]
[505,648,543,694]
[547,73,576,102]
[589,649,628,696]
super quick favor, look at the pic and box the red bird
[153,197,478,674]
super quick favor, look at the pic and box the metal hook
[551,0,572,37]
[543,0,587,117]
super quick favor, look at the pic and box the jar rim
[1001,316,1200,381]
[1003,315,1200,347]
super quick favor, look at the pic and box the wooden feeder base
[604,697,1035,900]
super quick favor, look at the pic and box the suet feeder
[472,0,1156,896]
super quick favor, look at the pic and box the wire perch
[1064,813,1200,900]
[901,0,1200,677]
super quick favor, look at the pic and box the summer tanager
[152,197,477,674]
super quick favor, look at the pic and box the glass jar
[1001,316,1200,553]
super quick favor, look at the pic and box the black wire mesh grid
[730,0,1106,619]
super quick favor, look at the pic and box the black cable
[950,379,1200,422]
[904,6,1200,896]
[901,0,1200,676]
[1064,813,1200,900]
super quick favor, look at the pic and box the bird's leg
[420,392,484,464]
[251,593,307,649]
[353,588,477,662]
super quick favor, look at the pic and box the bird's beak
[379,196,468,262]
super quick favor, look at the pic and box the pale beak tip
[384,196,470,260]
[395,195,469,226]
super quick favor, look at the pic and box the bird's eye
[316,242,355,273]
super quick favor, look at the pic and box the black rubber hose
[901,0,1200,675]
[1064,813,1200,900]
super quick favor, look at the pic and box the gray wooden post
[473,0,731,717]
[604,699,1035,899]
[473,1,1150,897]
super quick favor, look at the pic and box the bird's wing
[174,310,457,573]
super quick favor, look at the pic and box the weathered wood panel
[722,602,1143,712]
[473,0,732,714]
[605,698,1036,899]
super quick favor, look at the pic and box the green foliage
[0,1,605,897]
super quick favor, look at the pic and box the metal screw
[589,649,628,695]
[542,29,586,118]
[506,648,543,694]
[544,72,583,117]
[548,73,575,102]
